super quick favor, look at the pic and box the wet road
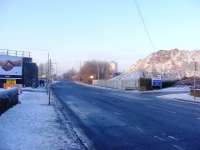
[52,81,200,150]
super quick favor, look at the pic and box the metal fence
[0,49,31,57]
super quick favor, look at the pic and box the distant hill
[127,49,200,80]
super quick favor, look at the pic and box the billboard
[0,55,23,79]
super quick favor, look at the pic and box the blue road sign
[152,79,162,87]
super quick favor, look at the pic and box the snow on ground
[158,93,200,103]
[76,81,191,95]
[158,86,190,92]
[22,87,47,92]
[140,86,190,94]
[110,71,142,81]
[0,88,83,150]
[0,88,6,92]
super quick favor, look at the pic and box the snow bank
[0,88,5,92]
[156,86,190,92]
[0,88,18,114]
[140,86,190,94]
[158,93,200,103]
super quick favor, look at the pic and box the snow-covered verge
[0,88,5,92]
[158,93,200,103]
[140,86,190,94]
[0,88,83,150]
[159,86,190,92]
[22,87,47,92]
[76,81,191,95]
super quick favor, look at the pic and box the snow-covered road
[0,89,83,150]
[52,81,200,150]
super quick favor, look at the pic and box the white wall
[93,79,139,90]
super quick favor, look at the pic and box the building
[109,61,119,78]
[0,49,38,88]
[109,61,118,73]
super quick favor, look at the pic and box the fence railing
[0,49,31,57]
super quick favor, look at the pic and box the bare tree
[79,60,111,83]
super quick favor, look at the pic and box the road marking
[136,127,144,133]
[173,145,184,150]
[114,112,121,116]
[153,136,166,141]
[166,110,177,114]
[168,136,178,140]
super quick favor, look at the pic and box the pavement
[52,81,200,150]
[0,88,84,150]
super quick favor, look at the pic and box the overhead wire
[134,0,156,50]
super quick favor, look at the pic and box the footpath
[0,88,83,150]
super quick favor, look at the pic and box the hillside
[127,49,200,80]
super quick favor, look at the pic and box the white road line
[166,110,177,114]
[173,145,185,150]
[114,112,121,116]
[136,127,144,133]
[168,136,178,140]
[153,136,166,141]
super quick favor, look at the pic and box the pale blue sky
[0,0,200,73]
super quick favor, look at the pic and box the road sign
[152,80,162,87]
[152,75,162,88]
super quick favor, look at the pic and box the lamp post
[96,61,100,80]
[89,75,94,84]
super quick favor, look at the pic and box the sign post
[152,75,162,89]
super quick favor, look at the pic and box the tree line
[38,60,119,84]
[63,60,117,84]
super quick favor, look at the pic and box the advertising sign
[4,79,17,89]
[0,55,23,79]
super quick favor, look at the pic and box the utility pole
[193,61,197,102]
[79,61,82,81]
[47,53,51,105]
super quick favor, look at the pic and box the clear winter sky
[0,0,200,74]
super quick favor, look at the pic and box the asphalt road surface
[52,81,200,150]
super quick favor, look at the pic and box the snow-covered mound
[127,49,200,80]
[111,71,144,81]
[111,70,177,81]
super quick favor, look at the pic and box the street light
[90,75,94,79]
[193,60,197,102]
